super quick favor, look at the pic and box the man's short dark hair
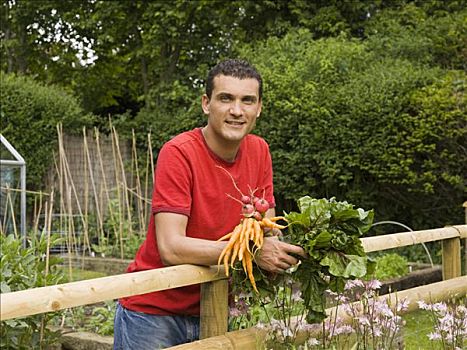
[205,59,262,100]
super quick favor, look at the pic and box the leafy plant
[229,196,375,349]
[283,196,375,323]
[91,198,144,259]
[0,233,64,349]
[0,73,95,191]
[371,253,409,281]
[57,301,116,337]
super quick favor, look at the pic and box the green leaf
[321,252,367,278]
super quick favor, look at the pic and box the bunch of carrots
[216,166,287,293]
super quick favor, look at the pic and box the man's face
[202,75,262,143]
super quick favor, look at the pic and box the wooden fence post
[200,279,229,339]
[442,237,461,280]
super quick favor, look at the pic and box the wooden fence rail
[1,225,466,347]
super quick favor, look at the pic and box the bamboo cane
[32,191,44,236]
[109,121,125,259]
[144,132,151,228]
[6,187,18,238]
[94,127,117,246]
[132,129,144,234]
[83,127,105,245]
[109,119,122,258]
[40,191,54,348]
[113,126,133,237]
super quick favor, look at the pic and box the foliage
[0,73,94,190]
[371,253,409,281]
[1,1,465,231]
[284,196,375,323]
[0,233,64,349]
[240,28,465,229]
[230,195,374,336]
[365,4,467,70]
[58,301,116,337]
[91,234,143,260]
[90,198,145,259]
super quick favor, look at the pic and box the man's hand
[255,236,306,274]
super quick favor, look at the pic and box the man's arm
[155,212,226,266]
[155,210,306,273]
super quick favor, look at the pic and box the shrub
[239,29,465,229]
[0,233,64,349]
[0,73,95,190]
[372,253,409,281]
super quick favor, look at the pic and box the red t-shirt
[119,128,275,316]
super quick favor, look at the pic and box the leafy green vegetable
[230,196,375,325]
[285,196,375,323]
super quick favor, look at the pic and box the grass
[57,267,107,283]
[403,309,439,350]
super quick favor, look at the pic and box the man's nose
[229,101,243,116]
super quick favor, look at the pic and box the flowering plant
[229,277,409,349]
[417,300,466,349]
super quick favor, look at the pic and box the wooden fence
[1,225,467,349]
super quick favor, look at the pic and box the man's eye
[220,95,231,102]
[243,98,255,105]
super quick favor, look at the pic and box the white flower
[307,338,320,346]
[428,332,442,340]
[417,300,429,310]
[397,298,410,312]
[281,326,294,339]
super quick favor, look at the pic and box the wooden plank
[170,328,265,350]
[361,225,467,253]
[1,265,226,321]
[442,238,461,280]
[168,276,467,350]
[200,279,229,339]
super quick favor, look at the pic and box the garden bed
[60,255,132,276]
[379,263,442,295]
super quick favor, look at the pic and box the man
[113,59,306,349]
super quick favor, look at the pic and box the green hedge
[240,30,465,229]
[0,74,95,190]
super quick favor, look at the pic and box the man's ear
[201,94,210,115]
[256,100,262,118]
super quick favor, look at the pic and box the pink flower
[417,300,429,310]
[428,332,442,340]
[397,298,410,312]
[334,324,354,335]
[345,279,364,290]
[366,279,382,290]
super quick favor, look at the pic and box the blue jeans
[113,302,200,350]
